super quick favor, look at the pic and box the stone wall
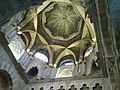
[0,0,46,26]
[0,42,26,90]
[107,0,120,19]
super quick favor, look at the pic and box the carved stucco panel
[8,35,25,60]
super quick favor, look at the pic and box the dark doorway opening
[26,67,38,80]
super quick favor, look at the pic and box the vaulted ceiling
[12,0,96,67]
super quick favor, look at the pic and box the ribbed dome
[43,3,81,39]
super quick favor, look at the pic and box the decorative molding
[26,77,109,90]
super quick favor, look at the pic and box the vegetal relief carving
[8,35,25,60]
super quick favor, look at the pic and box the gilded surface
[43,2,81,39]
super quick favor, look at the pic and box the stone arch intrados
[0,69,13,90]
